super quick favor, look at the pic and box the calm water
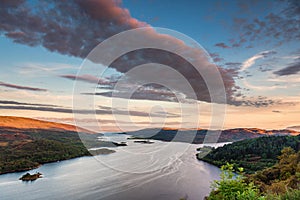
[0,133,223,200]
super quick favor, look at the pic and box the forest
[0,127,114,174]
[198,135,300,173]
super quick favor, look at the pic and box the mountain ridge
[124,127,299,144]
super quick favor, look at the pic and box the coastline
[0,148,115,175]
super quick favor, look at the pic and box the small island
[112,142,127,146]
[89,148,116,155]
[134,140,154,144]
[19,172,42,181]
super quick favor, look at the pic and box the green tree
[207,163,265,200]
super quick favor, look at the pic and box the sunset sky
[0,0,299,132]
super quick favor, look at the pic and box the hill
[126,128,299,144]
[198,135,300,173]
[0,116,115,174]
[0,116,91,133]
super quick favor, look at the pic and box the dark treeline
[198,135,300,173]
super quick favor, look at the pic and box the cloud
[209,52,224,63]
[98,105,180,118]
[260,51,277,57]
[233,96,281,108]
[214,42,230,49]
[286,125,300,131]
[0,100,62,107]
[272,110,281,113]
[273,61,300,76]
[61,74,114,86]
[0,0,237,104]
[18,62,77,75]
[0,81,47,91]
[225,62,242,68]
[258,65,272,72]
[82,84,187,102]
[232,95,299,108]
[268,77,300,83]
[0,104,134,116]
[232,0,300,47]
[240,50,276,71]
[0,100,178,118]
[0,105,75,114]
[242,79,287,91]
[240,54,263,71]
[0,0,147,57]
[38,117,182,126]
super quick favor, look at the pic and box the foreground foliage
[207,163,264,200]
[206,148,300,200]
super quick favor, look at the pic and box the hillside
[198,135,300,173]
[206,147,300,199]
[0,116,114,174]
[126,128,299,144]
[0,116,91,133]
[247,147,300,194]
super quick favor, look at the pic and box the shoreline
[0,148,115,175]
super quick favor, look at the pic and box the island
[112,141,128,146]
[89,148,116,155]
[19,172,42,181]
[134,140,154,144]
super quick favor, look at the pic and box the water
[0,133,224,200]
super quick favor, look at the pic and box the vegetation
[247,147,300,194]
[207,163,263,200]
[0,127,115,174]
[198,135,300,173]
[206,148,300,200]
[265,189,300,200]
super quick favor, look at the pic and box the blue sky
[0,0,299,131]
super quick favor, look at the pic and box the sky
[0,0,299,132]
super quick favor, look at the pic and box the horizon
[0,115,299,134]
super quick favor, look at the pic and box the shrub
[207,163,265,200]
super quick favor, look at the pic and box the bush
[265,189,300,200]
[207,163,265,200]
[280,189,300,200]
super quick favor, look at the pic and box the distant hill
[198,135,300,173]
[0,116,114,174]
[125,128,299,144]
[0,116,91,133]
